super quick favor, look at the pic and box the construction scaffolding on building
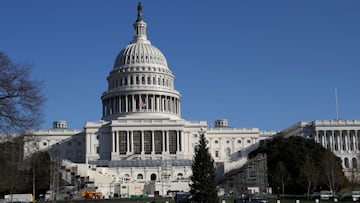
[222,153,268,195]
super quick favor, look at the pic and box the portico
[110,129,183,159]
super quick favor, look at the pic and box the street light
[8,139,16,203]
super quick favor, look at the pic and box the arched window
[352,158,358,169]
[137,174,143,180]
[142,76,145,84]
[150,173,157,181]
[226,148,231,157]
[344,158,349,168]
[177,173,183,180]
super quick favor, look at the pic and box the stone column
[151,131,155,154]
[352,133,356,151]
[166,131,169,153]
[126,131,130,154]
[132,94,136,112]
[162,96,165,112]
[345,131,349,151]
[151,95,155,112]
[177,130,182,152]
[162,131,166,154]
[112,131,116,153]
[156,95,160,112]
[125,95,128,113]
[130,131,134,154]
[141,131,145,154]
[170,97,173,113]
[116,131,120,154]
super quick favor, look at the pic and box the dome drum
[102,92,181,120]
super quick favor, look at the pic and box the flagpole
[335,88,339,120]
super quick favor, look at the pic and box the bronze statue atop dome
[137,2,143,22]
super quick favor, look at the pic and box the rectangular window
[119,131,127,154]
[215,151,219,157]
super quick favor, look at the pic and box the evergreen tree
[250,136,348,194]
[190,132,218,203]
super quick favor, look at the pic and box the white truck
[4,194,33,203]
[352,191,360,201]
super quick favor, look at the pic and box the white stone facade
[24,120,85,163]
[279,119,360,182]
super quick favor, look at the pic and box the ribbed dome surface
[114,42,168,68]
[102,2,181,121]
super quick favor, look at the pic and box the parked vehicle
[352,191,360,201]
[4,194,33,203]
[175,192,191,203]
[320,190,333,200]
[81,190,103,199]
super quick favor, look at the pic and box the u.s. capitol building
[23,3,359,198]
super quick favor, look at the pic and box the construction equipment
[81,190,103,199]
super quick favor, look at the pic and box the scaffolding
[223,153,268,195]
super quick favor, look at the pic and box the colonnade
[103,94,180,117]
[315,130,360,152]
[111,130,182,156]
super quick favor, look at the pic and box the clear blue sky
[1,1,359,131]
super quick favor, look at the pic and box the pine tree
[190,132,218,203]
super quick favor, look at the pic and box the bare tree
[0,52,45,133]
[320,150,347,193]
[301,155,319,199]
[272,161,289,198]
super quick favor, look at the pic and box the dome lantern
[113,2,168,68]
[131,2,149,44]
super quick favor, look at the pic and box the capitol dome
[101,2,181,121]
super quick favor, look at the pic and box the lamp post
[33,158,36,202]
[9,139,15,203]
